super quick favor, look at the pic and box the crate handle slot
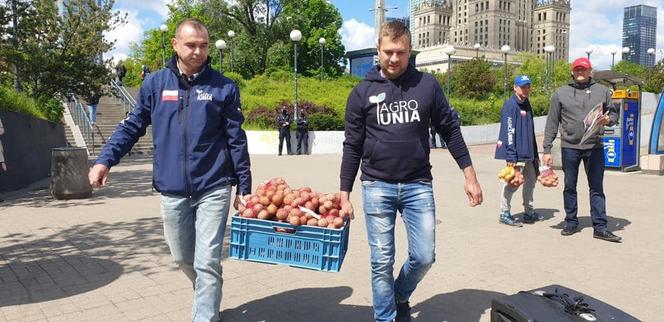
[274,227,297,234]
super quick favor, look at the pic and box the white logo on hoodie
[371,92,421,125]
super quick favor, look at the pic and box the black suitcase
[491,284,641,322]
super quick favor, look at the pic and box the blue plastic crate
[229,215,350,272]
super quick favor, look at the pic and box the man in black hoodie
[296,110,309,154]
[339,21,483,322]
[276,106,292,155]
[542,57,621,242]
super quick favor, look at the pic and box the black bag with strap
[491,284,640,322]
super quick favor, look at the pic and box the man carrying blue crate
[338,20,483,322]
[88,18,251,322]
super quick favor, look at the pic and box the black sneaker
[395,301,412,322]
[523,212,543,224]
[593,230,622,243]
[561,225,578,236]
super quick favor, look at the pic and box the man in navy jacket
[88,19,251,322]
[339,21,483,322]
[495,75,540,227]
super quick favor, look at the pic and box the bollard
[50,147,92,199]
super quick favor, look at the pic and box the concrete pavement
[0,145,662,321]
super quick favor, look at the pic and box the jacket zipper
[183,89,191,197]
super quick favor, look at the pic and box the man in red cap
[542,57,622,242]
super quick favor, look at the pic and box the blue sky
[106,0,664,70]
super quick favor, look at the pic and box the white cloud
[339,19,375,51]
[103,9,145,63]
[115,0,171,19]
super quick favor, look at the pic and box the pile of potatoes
[237,177,349,229]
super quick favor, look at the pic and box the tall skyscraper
[622,5,657,67]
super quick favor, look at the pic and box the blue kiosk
[593,71,644,172]
[649,90,664,155]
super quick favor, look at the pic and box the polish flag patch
[162,90,179,101]
[520,110,527,117]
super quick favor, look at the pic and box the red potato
[276,208,288,220]
[323,200,334,210]
[272,193,284,207]
[328,208,339,217]
[242,208,256,218]
[333,217,344,228]
[252,203,264,213]
[317,218,329,227]
[290,208,302,218]
[319,205,328,215]
[299,215,308,225]
[288,215,300,226]
[267,204,278,216]
[283,194,295,206]
[257,209,271,220]
[304,201,316,211]
[259,196,271,206]
[250,196,260,205]
[307,218,319,226]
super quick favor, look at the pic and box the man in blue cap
[495,75,541,227]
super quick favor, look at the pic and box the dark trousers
[278,128,291,155]
[561,147,607,232]
[296,129,309,154]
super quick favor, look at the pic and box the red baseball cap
[571,57,592,70]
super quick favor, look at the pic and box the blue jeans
[161,185,232,322]
[86,104,97,124]
[561,147,607,232]
[361,180,436,322]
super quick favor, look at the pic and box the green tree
[0,0,126,99]
[644,59,664,93]
[451,57,495,99]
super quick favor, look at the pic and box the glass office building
[622,5,657,67]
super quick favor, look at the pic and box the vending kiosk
[594,71,643,172]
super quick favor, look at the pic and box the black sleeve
[340,88,365,192]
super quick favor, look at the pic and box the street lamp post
[160,24,168,68]
[501,45,511,97]
[473,43,481,58]
[444,45,456,97]
[290,29,302,121]
[610,49,617,69]
[319,37,326,81]
[544,45,556,92]
[647,47,656,82]
[622,46,630,65]
[585,46,593,60]
[215,39,226,73]
[227,30,235,72]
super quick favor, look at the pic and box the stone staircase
[87,90,153,157]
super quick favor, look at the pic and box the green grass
[0,87,49,120]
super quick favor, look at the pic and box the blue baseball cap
[514,75,532,87]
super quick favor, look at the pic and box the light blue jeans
[86,104,97,124]
[161,185,232,322]
[361,180,436,322]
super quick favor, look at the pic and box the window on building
[544,12,547,20]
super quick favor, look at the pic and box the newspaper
[579,103,608,145]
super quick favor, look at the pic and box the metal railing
[67,95,95,155]
[110,79,136,115]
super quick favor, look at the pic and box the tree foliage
[134,0,345,79]
[0,0,125,100]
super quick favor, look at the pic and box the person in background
[88,18,252,322]
[296,110,310,155]
[276,106,292,156]
[116,64,127,86]
[495,75,541,227]
[338,20,483,322]
[542,57,621,243]
[85,91,101,126]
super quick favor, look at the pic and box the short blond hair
[378,21,411,47]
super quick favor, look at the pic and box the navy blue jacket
[95,56,252,197]
[340,64,472,192]
[495,94,539,162]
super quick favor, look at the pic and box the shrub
[224,72,245,88]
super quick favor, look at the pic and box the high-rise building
[409,0,570,72]
[622,5,657,67]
